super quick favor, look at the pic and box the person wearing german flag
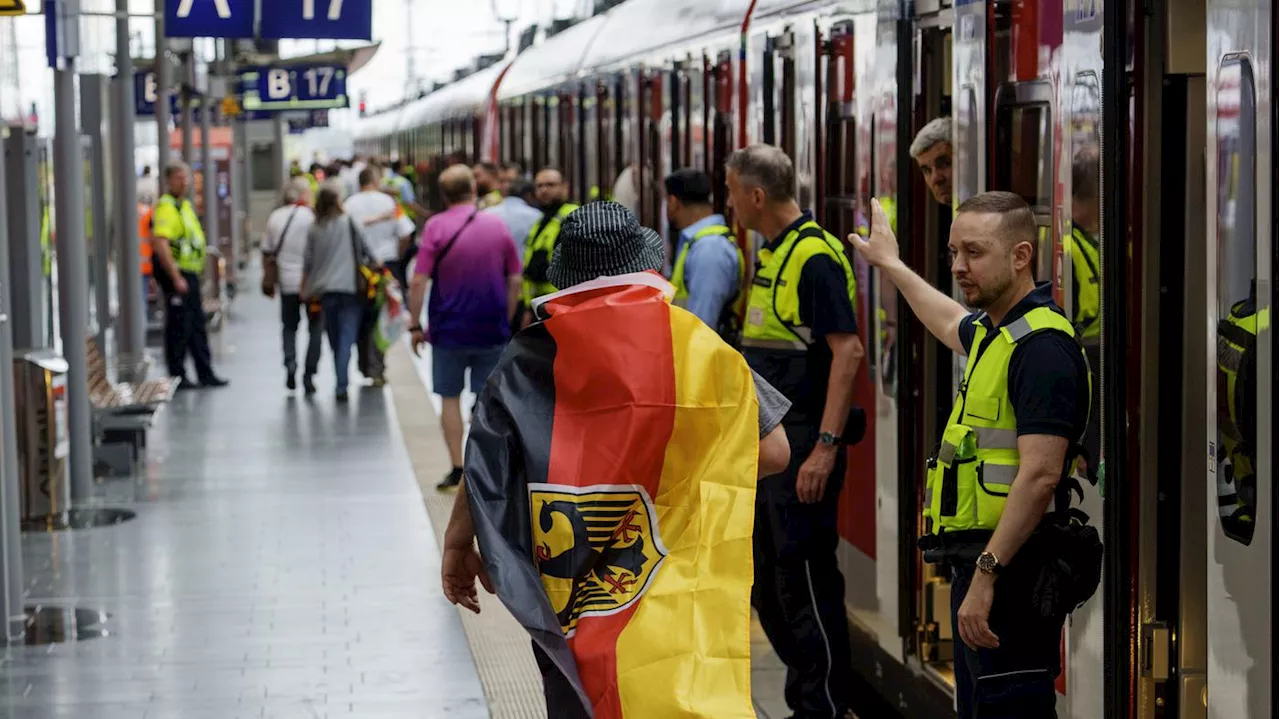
[440,201,794,718]
[726,144,865,719]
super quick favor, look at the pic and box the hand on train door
[957,573,1001,650]
[848,199,901,269]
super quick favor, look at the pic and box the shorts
[432,344,505,398]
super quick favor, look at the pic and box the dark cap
[663,168,713,204]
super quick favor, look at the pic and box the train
[354,1,1276,718]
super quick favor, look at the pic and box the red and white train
[356,1,1276,717]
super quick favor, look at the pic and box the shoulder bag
[261,206,300,298]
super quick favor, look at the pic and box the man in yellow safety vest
[851,191,1096,719]
[151,161,227,389]
[664,168,743,342]
[520,168,579,328]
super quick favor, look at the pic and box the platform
[0,282,795,718]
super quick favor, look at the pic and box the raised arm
[849,199,969,356]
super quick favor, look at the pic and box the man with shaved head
[851,192,1093,718]
[519,168,578,327]
[408,164,523,490]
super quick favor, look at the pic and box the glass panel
[1214,56,1258,546]
[998,103,1052,210]
[956,85,980,203]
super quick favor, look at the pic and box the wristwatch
[817,431,842,447]
[976,551,1003,576]
[409,325,424,333]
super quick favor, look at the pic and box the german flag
[464,275,759,718]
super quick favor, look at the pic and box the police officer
[851,192,1091,718]
[664,168,743,340]
[520,168,579,328]
[1217,281,1265,545]
[151,162,227,389]
[727,144,863,719]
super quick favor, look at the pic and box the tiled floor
[0,288,487,718]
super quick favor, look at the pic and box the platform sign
[165,0,255,39]
[287,110,329,134]
[134,70,179,116]
[259,0,373,41]
[240,64,349,112]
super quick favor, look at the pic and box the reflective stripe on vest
[1069,226,1102,342]
[671,223,744,306]
[924,306,1090,534]
[741,221,857,351]
[154,194,207,274]
[522,203,579,303]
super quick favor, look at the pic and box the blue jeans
[321,293,365,394]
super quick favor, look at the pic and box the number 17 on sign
[302,0,343,20]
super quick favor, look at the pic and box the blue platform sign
[165,0,255,39]
[134,70,178,117]
[259,0,373,41]
[240,64,349,112]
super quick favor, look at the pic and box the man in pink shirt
[408,165,523,490]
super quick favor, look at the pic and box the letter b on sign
[267,69,291,100]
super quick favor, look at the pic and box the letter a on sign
[0,0,28,17]
[165,0,254,38]
[175,0,231,18]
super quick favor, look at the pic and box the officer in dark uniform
[851,192,1093,718]
[151,162,228,389]
[726,144,864,719]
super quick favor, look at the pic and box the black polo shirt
[957,282,1091,442]
[743,212,859,427]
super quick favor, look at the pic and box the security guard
[851,192,1093,719]
[520,168,579,328]
[1216,282,1266,546]
[727,144,864,719]
[1068,145,1102,344]
[664,168,743,341]
[151,162,227,389]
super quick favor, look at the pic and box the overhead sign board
[287,110,330,134]
[259,0,373,41]
[239,64,349,112]
[134,70,179,117]
[165,0,255,39]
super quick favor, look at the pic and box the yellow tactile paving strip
[386,343,550,719]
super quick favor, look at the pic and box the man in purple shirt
[408,165,523,490]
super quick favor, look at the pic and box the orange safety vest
[137,204,155,276]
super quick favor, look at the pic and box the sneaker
[200,376,230,388]
[437,467,464,491]
[286,374,297,391]
[303,375,317,396]
[335,391,349,403]
[370,376,387,388]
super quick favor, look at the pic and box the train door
[1205,1,1276,717]
[596,80,613,202]
[636,68,665,236]
[712,51,733,218]
[558,88,578,200]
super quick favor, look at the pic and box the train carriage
[355,1,1277,717]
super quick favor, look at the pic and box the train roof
[578,0,748,73]
[496,14,611,101]
[398,61,510,130]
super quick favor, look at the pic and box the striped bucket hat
[547,201,666,290]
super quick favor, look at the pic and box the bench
[86,337,177,477]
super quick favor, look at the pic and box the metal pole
[271,114,285,192]
[200,77,216,256]
[181,52,194,164]
[154,3,170,176]
[53,61,95,505]
[0,81,28,646]
[79,76,111,360]
[114,0,145,370]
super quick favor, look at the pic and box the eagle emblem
[529,483,668,635]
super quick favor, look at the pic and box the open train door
[1205,1,1277,718]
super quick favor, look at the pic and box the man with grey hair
[726,143,864,719]
[910,116,954,206]
[263,177,322,393]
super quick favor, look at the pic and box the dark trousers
[281,293,323,378]
[752,423,853,718]
[157,270,216,382]
[950,560,1063,719]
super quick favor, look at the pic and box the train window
[1069,72,1101,347]
[955,85,980,203]
[1213,55,1259,546]
[993,81,1053,213]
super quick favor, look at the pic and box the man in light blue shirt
[484,178,542,257]
[665,169,742,336]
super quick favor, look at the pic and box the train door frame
[596,79,612,202]
[1204,1,1277,717]
[991,80,1056,281]
[712,50,733,219]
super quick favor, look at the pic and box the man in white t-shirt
[343,168,414,385]
[264,177,323,394]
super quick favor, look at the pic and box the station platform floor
[0,283,792,719]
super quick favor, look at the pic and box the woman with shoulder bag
[264,178,323,394]
[300,182,382,402]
